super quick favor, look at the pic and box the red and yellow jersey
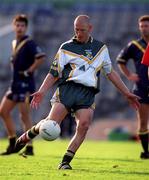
[141,43,149,66]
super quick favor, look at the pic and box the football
[39,120,61,141]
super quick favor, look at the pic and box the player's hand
[30,91,44,109]
[125,92,140,110]
[128,73,140,82]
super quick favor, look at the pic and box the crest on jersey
[85,49,93,60]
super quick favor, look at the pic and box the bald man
[13,15,140,169]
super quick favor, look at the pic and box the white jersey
[50,37,112,89]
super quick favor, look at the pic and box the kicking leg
[18,101,34,155]
[14,121,42,153]
[15,102,68,153]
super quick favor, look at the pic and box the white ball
[39,120,61,141]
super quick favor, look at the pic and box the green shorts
[51,81,96,112]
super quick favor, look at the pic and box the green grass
[0,139,149,180]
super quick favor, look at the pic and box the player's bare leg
[58,108,93,170]
[0,96,17,155]
[137,104,149,159]
[14,102,68,153]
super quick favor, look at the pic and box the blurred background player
[0,14,45,155]
[117,15,149,159]
[13,15,139,169]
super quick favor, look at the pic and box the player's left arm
[101,46,140,110]
[107,69,132,96]
[107,69,140,110]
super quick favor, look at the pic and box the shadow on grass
[75,157,141,163]
[48,155,140,162]
[76,168,149,176]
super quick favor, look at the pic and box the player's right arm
[31,73,58,109]
[31,47,66,109]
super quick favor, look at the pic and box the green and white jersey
[50,37,112,90]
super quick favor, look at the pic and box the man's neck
[16,34,26,41]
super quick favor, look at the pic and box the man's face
[13,21,27,37]
[139,21,149,37]
[74,21,92,43]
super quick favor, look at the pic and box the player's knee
[77,120,90,133]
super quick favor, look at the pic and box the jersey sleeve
[141,43,149,66]
[101,46,112,75]
[116,42,135,64]
[27,40,45,59]
[49,48,67,77]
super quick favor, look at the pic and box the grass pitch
[0,139,149,180]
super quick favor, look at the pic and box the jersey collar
[72,36,93,44]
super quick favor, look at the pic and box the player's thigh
[75,108,94,126]
[47,102,68,123]
[18,102,30,117]
[0,95,16,114]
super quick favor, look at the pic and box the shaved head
[74,15,92,43]
[74,15,91,26]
